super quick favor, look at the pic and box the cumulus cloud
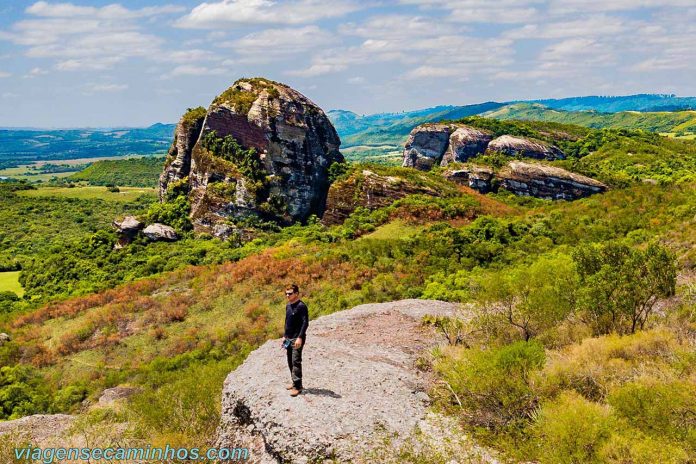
[176,0,363,28]
[228,26,335,62]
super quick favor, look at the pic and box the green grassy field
[0,165,76,182]
[0,271,23,297]
[16,185,157,202]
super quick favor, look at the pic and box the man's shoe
[286,383,294,390]
[289,387,302,397]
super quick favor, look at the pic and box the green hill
[68,156,166,187]
[485,103,696,136]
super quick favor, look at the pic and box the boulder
[112,215,144,248]
[142,223,178,241]
[487,135,565,160]
[440,126,493,165]
[98,386,141,406]
[0,332,10,344]
[158,78,344,233]
[445,166,496,193]
[402,124,453,170]
[215,299,495,463]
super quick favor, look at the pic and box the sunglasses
[285,291,295,296]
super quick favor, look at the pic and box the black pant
[286,341,303,389]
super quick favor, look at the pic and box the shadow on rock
[301,388,342,398]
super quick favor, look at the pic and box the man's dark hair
[286,284,299,294]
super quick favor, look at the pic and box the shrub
[574,241,677,335]
[607,379,696,447]
[471,253,579,341]
[433,340,545,430]
[533,391,613,464]
[599,432,690,464]
[146,195,193,234]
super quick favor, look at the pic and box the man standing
[283,284,309,397]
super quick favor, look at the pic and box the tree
[472,253,579,341]
[573,241,676,335]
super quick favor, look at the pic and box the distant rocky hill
[159,78,344,235]
[401,122,607,200]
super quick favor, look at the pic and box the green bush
[146,195,193,234]
[574,241,677,335]
[0,365,51,420]
[533,391,613,464]
[433,340,545,430]
[607,379,696,447]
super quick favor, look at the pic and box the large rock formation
[215,299,496,463]
[440,126,494,165]
[487,135,565,160]
[321,169,440,225]
[402,124,453,170]
[445,161,608,200]
[402,123,565,171]
[159,78,344,234]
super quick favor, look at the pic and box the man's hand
[293,337,302,349]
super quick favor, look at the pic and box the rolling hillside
[485,103,696,136]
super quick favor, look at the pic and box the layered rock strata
[158,78,345,235]
[445,161,608,200]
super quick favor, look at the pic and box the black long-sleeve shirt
[284,300,309,341]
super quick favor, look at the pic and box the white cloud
[504,15,631,39]
[83,82,129,95]
[229,26,335,59]
[399,0,543,23]
[23,67,47,78]
[0,71,11,78]
[55,57,123,71]
[26,1,185,19]
[176,0,363,28]
[286,63,347,77]
[169,65,228,76]
[403,66,461,79]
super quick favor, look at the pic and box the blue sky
[0,0,694,127]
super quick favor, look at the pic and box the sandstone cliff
[445,161,608,200]
[159,78,344,235]
[402,123,565,171]
[215,299,497,463]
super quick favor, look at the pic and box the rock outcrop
[0,332,10,345]
[158,78,344,234]
[321,169,439,225]
[142,223,178,241]
[487,135,565,160]
[159,109,205,202]
[402,123,565,171]
[440,126,494,165]
[445,161,608,200]
[112,215,144,248]
[215,299,495,463]
[402,124,453,170]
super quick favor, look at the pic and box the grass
[0,271,23,297]
[16,186,157,202]
[358,220,423,240]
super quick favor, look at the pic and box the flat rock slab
[216,299,461,463]
[0,414,76,443]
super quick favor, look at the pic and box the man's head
[285,284,300,303]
